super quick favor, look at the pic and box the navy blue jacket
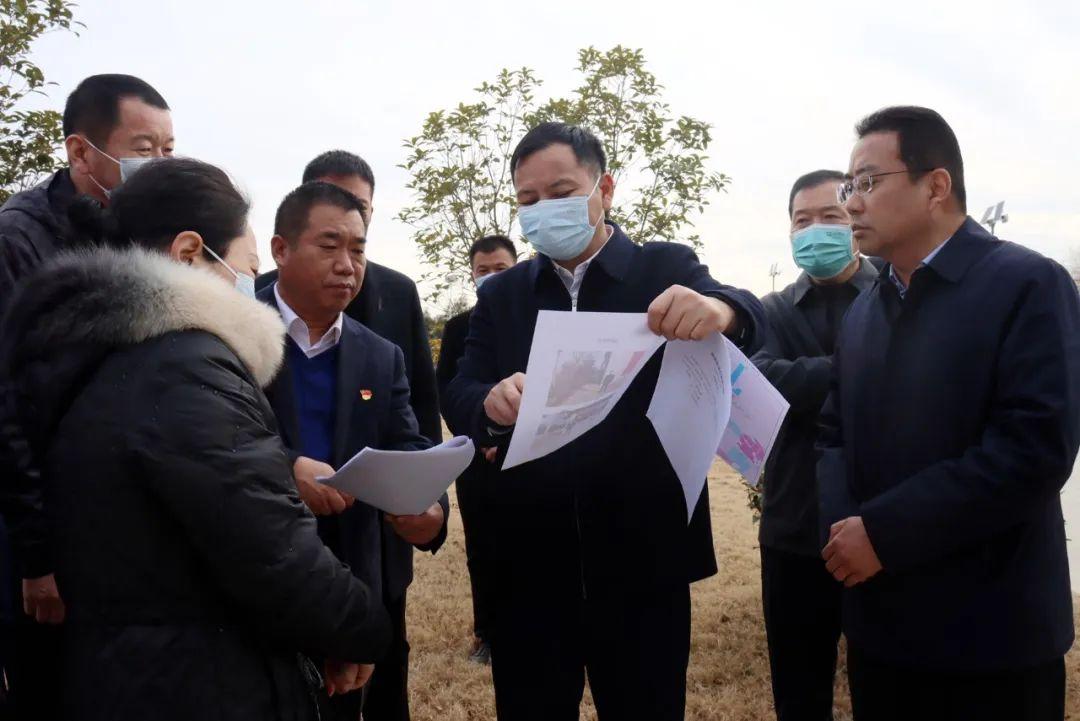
[817,218,1080,672]
[442,226,766,597]
[259,287,446,601]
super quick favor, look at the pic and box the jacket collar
[792,256,878,305]
[875,216,992,291]
[528,222,636,289]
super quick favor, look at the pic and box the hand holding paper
[319,437,475,516]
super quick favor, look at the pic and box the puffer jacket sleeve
[131,337,391,662]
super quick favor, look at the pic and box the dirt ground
[406,461,1080,720]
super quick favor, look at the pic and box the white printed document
[647,334,733,518]
[502,311,665,470]
[319,436,475,515]
[502,310,790,516]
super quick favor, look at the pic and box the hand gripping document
[319,437,475,516]
[504,311,789,520]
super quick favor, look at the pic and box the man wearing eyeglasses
[818,106,1080,720]
[752,170,877,721]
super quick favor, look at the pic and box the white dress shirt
[274,283,344,359]
[552,223,615,311]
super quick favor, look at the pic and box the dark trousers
[847,646,1065,721]
[319,592,409,721]
[491,583,691,721]
[760,546,843,721]
[364,591,410,721]
[6,614,62,721]
[455,460,495,641]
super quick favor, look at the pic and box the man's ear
[600,173,615,211]
[926,168,953,212]
[271,234,290,268]
[65,135,93,175]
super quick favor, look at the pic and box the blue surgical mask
[82,136,155,197]
[203,245,257,299]
[474,271,498,290]
[517,176,603,261]
[791,224,855,280]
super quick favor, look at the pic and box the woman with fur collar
[0,158,389,721]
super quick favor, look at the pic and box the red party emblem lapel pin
[360,389,373,401]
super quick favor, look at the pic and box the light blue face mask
[474,271,498,290]
[517,176,603,261]
[203,245,257,299]
[791,223,855,280]
[82,136,156,198]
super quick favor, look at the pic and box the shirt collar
[792,256,877,305]
[274,282,344,355]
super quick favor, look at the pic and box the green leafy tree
[0,0,81,205]
[399,46,730,301]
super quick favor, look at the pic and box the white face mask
[81,136,155,196]
[517,175,603,261]
[202,245,257,299]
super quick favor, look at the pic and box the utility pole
[768,262,781,292]
[980,201,1008,235]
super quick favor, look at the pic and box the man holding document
[259,181,446,721]
[443,122,766,720]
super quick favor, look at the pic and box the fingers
[672,312,700,341]
[647,288,676,335]
[485,375,524,426]
[325,488,348,515]
[829,519,848,539]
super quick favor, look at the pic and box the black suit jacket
[752,261,877,556]
[818,218,1080,672]
[442,226,766,598]
[436,309,471,419]
[256,264,448,599]
[259,285,442,602]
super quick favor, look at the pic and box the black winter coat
[0,247,391,721]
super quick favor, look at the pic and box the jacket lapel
[333,321,371,467]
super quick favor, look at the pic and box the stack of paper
[319,436,476,516]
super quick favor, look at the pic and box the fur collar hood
[3,245,285,387]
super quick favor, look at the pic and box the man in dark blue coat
[443,122,766,720]
[256,153,446,721]
[818,106,1080,720]
[257,182,438,720]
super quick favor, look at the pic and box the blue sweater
[286,340,339,465]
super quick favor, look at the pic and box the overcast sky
[25,0,1080,307]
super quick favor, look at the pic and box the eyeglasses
[837,168,932,204]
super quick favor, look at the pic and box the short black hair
[68,158,249,257]
[510,122,606,180]
[468,234,517,265]
[855,106,966,212]
[274,181,367,243]
[788,169,846,218]
[62,74,169,145]
[302,150,376,193]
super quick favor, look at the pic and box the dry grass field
[407,461,1080,720]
